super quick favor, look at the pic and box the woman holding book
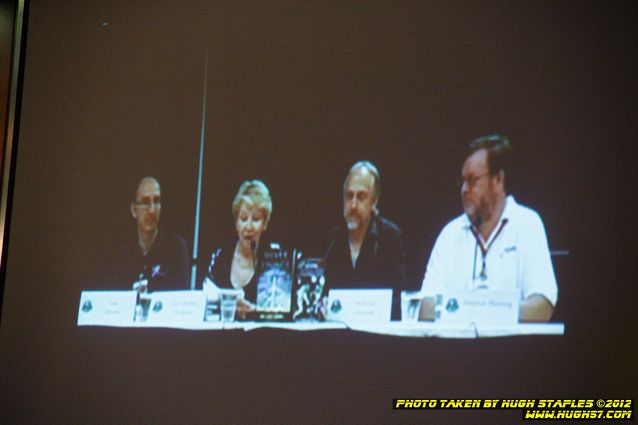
[202,180,273,320]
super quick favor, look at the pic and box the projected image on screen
[6,3,637,423]
[77,127,562,337]
[116,176,189,292]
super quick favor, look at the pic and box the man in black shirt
[112,177,189,291]
[324,161,407,320]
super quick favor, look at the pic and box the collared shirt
[420,196,558,306]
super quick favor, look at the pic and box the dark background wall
[0,1,635,423]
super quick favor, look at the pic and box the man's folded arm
[519,294,553,322]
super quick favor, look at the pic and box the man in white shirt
[419,135,557,322]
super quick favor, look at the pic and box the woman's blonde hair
[231,180,272,225]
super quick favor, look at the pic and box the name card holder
[327,289,392,323]
[146,290,206,327]
[435,290,520,326]
[77,291,137,326]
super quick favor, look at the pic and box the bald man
[323,161,407,320]
[112,177,189,291]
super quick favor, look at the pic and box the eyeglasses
[457,173,489,189]
[135,197,161,209]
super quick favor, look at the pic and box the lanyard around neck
[470,218,508,281]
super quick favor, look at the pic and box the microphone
[471,214,483,229]
[472,233,478,284]
[250,240,257,268]
[469,215,482,285]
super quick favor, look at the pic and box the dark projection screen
[0,1,635,423]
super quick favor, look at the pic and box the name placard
[435,290,520,326]
[327,289,392,323]
[77,291,137,326]
[146,291,206,326]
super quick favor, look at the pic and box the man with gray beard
[323,161,407,320]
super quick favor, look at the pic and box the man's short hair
[468,134,512,177]
[343,160,381,200]
[232,180,273,224]
[133,176,161,202]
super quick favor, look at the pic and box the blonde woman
[203,180,272,319]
